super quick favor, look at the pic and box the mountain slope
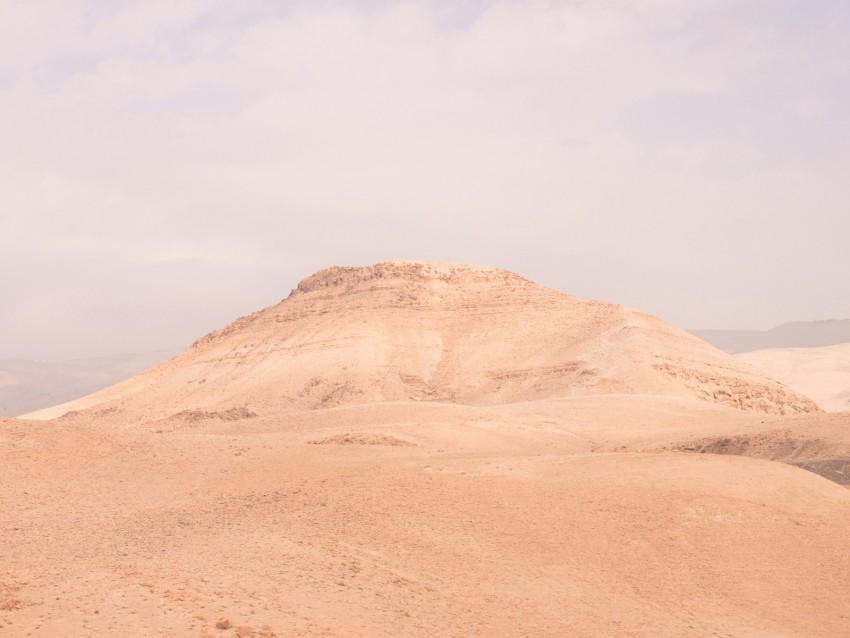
[24,261,817,421]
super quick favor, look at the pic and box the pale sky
[1,0,849,361]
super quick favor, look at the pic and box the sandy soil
[4,263,849,636]
[3,400,850,637]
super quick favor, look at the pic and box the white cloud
[1,0,849,358]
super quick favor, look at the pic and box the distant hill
[690,319,850,354]
[737,344,850,412]
[0,350,180,417]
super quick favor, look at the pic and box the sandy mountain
[737,343,850,412]
[691,318,850,354]
[5,262,850,637]
[25,261,816,421]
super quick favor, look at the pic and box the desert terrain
[738,343,850,412]
[3,262,849,637]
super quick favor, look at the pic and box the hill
[0,350,180,417]
[24,261,816,421]
[738,343,850,412]
[690,319,850,354]
[5,262,849,637]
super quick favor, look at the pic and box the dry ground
[5,264,848,636]
[3,397,849,637]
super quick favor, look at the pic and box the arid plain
[3,262,849,637]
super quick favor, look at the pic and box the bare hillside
[25,261,816,421]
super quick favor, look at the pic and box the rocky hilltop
[25,261,818,421]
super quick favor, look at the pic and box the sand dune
[738,343,850,412]
[4,262,848,637]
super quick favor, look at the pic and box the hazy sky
[2,0,849,361]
